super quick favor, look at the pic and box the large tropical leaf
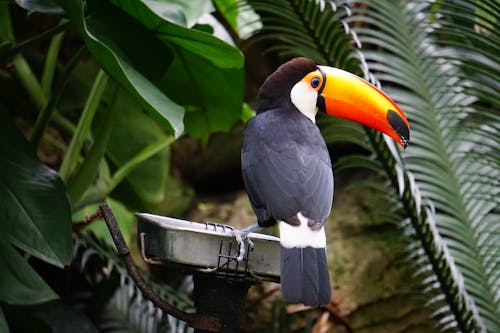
[0,110,72,267]
[100,88,170,210]
[107,0,245,140]
[2,300,99,333]
[0,110,70,311]
[54,0,185,137]
[0,240,58,305]
[0,307,8,333]
[54,0,245,139]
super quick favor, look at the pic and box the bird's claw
[233,230,254,262]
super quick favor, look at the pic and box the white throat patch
[290,81,318,123]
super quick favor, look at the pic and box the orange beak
[312,66,410,148]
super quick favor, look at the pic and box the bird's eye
[311,77,321,89]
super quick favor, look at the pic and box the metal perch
[93,202,281,332]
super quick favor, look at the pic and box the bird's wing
[242,113,334,226]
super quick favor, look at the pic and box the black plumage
[241,58,333,306]
[241,107,334,227]
[281,247,331,306]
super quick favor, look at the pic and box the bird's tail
[278,217,331,306]
[280,245,331,306]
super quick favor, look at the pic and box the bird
[240,57,409,306]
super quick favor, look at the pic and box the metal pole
[193,272,251,333]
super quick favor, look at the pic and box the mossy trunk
[327,181,439,333]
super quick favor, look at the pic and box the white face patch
[290,81,318,123]
[278,213,326,248]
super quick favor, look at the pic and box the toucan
[240,57,409,306]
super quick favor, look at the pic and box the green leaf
[59,69,109,182]
[0,307,9,333]
[214,0,262,39]
[15,0,64,14]
[161,54,243,140]
[3,300,99,333]
[58,58,100,112]
[0,240,58,305]
[108,0,244,139]
[142,0,215,27]
[110,0,243,69]
[55,0,184,137]
[0,111,72,267]
[57,0,245,140]
[104,90,169,208]
[66,81,116,203]
[241,103,255,122]
[349,1,499,331]
[214,0,239,31]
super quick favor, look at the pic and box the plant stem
[43,131,69,153]
[67,81,118,203]
[51,112,76,135]
[30,46,86,147]
[13,54,47,107]
[2,4,80,148]
[107,137,174,194]
[0,20,70,60]
[41,18,68,96]
[0,3,15,42]
[0,4,48,108]
[59,70,109,181]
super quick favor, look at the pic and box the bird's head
[257,57,410,149]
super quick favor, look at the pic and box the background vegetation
[0,0,498,332]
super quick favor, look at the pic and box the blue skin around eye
[311,77,320,88]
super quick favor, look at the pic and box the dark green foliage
[248,0,359,71]
[350,2,499,331]
[3,300,99,333]
[0,0,245,331]
[72,233,195,333]
[0,110,72,268]
[1,0,497,331]
[2,232,196,333]
[0,111,71,309]
[53,0,244,140]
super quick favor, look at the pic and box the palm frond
[245,0,499,332]
[348,1,499,331]
[432,0,499,107]
[247,0,360,71]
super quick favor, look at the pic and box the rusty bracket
[139,232,163,265]
[91,202,221,332]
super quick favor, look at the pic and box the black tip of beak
[387,110,410,149]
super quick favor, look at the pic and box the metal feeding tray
[136,213,281,282]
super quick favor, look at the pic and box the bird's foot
[232,224,260,261]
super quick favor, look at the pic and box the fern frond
[350,1,499,331]
[247,0,359,71]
